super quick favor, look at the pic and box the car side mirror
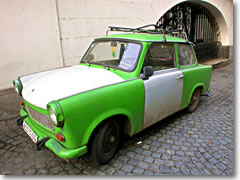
[143,66,153,80]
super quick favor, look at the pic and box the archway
[156,1,228,62]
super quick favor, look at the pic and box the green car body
[14,33,212,161]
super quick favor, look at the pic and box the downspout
[54,0,65,67]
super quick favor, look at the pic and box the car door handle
[176,75,184,80]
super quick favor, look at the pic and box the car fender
[82,108,134,145]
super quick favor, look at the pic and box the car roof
[96,33,187,43]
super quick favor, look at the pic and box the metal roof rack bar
[106,24,189,42]
[106,24,162,35]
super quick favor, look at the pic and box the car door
[176,43,203,110]
[142,43,183,129]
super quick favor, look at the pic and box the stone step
[201,58,232,69]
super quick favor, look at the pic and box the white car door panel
[143,68,183,129]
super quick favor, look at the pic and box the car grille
[26,106,54,131]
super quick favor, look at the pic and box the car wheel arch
[84,113,133,147]
[188,83,204,105]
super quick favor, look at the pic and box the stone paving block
[114,170,126,175]
[152,153,161,158]
[137,162,149,169]
[142,150,152,156]
[121,164,134,173]
[181,167,191,175]
[128,158,139,166]
[175,162,185,168]
[132,167,144,175]
[160,166,170,173]
[149,164,160,173]
[144,156,154,164]
[143,170,154,175]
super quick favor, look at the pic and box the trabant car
[13,25,212,165]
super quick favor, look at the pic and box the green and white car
[14,25,212,164]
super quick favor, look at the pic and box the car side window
[177,44,195,66]
[142,43,176,72]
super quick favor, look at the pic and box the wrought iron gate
[156,2,221,62]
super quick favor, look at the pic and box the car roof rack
[106,24,189,42]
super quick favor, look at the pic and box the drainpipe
[55,0,65,67]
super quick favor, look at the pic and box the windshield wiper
[82,60,90,66]
[82,61,113,70]
[94,62,114,70]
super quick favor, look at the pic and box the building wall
[0,0,233,91]
[0,0,63,90]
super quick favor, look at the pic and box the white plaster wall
[0,0,63,90]
[57,0,148,66]
[57,0,233,66]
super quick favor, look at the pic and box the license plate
[23,121,38,143]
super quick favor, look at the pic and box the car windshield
[81,40,142,71]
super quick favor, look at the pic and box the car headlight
[13,79,22,96]
[47,101,64,127]
[49,108,58,126]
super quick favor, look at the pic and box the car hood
[20,65,125,109]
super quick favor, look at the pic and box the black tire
[187,88,201,112]
[90,120,121,165]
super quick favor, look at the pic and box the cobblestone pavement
[0,64,234,175]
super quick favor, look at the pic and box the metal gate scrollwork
[156,2,221,62]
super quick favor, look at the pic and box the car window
[177,44,195,66]
[119,43,141,70]
[82,41,141,71]
[142,43,176,72]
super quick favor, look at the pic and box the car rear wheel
[90,120,121,165]
[187,88,201,112]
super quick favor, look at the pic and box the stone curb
[202,58,232,70]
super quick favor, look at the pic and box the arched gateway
[156,1,225,62]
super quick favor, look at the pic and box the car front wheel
[90,120,121,165]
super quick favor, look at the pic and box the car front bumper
[19,108,87,159]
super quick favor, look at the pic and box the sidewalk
[0,88,21,121]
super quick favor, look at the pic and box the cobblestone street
[0,64,234,175]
